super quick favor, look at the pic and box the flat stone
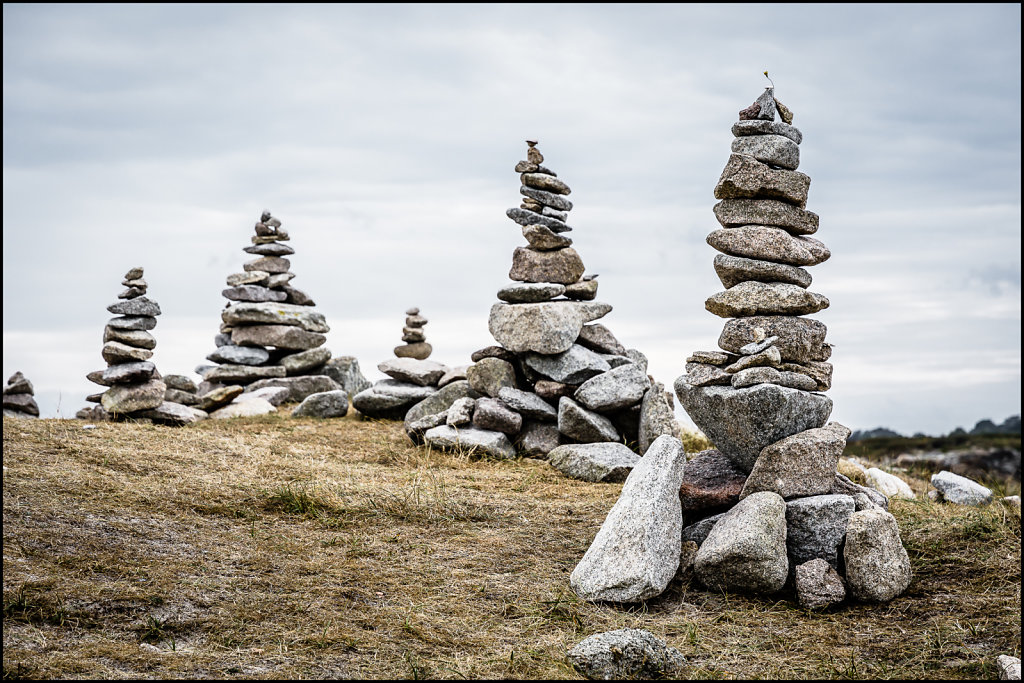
[687,351,732,365]
[714,198,819,235]
[118,286,146,299]
[706,281,829,318]
[785,494,855,571]
[865,467,916,500]
[227,271,270,287]
[564,279,598,301]
[470,346,516,363]
[437,364,469,388]
[245,375,342,404]
[489,301,611,355]
[222,302,329,333]
[471,397,522,435]
[567,629,687,680]
[101,361,156,385]
[522,224,573,251]
[795,558,847,610]
[137,401,208,425]
[723,346,782,373]
[423,425,516,459]
[524,344,610,384]
[574,363,650,412]
[719,316,829,363]
[401,328,426,344]
[292,390,349,418]
[162,374,197,393]
[730,134,800,170]
[843,508,912,603]
[497,282,566,303]
[279,347,332,375]
[352,379,437,420]
[516,421,561,458]
[121,277,146,289]
[107,296,161,317]
[742,336,785,356]
[714,153,810,206]
[164,388,198,405]
[557,397,620,443]
[694,490,788,593]
[445,397,475,426]
[407,412,449,442]
[320,356,372,396]
[101,327,156,350]
[203,364,286,384]
[280,285,314,306]
[402,380,478,443]
[707,227,829,266]
[378,358,447,387]
[741,422,851,500]
[3,393,40,415]
[570,436,687,602]
[520,172,570,195]
[931,471,993,506]
[520,185,573,211]
[498,387,557,422]
[246,386,293,407]
[678,448,747,513]
[101,378,166,415]
[576,323,626,356]
[548,442,640,483]
[638,381,681,455]
[101,341,153,364]
[509,246,585,284]
[197,384,248,411]
[243,256,291,274]
[674,380,833,472]
[123,267,144,280]
[466,357,517,398]
[394,342,432,360]
[732,119,803,144]
[222,285,287,303]
[832,473,889,511]
[684,363,733,387]
[243,242,294,256]
[231,324,326,351]
[714,254,812,289]
[106,315,157,331]
[506,208,571,234]
[731,365,783,388]
[207,344,271,366]
[209,396,277,419]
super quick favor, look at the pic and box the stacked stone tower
[394,308,431,359]
[407,141,679,465]
[3,372,39,419]
[669,88,911,607]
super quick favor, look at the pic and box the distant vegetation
[849,415,1021,442]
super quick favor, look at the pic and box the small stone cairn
[406,141,679,465]
[394,308,432,359]
[3,372,39,419]
[665,85,912,607]
[198,211,365,409]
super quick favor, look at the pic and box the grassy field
[2,413,1020,680]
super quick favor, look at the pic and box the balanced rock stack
[394,308,431,359]
[199,211,347,405]
[409,141,679,467]
[3,372,39,419]
[664,88,911,607]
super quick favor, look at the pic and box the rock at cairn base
[567,629,687,680]
[3,372,40,419]
[394,307,432,359]
[670,82,909,607]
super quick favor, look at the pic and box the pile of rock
[3,372,39,419]
[394,308,431,359]
[407,141,679,466]
[197,211,369,410]
[570,89,911,609]
[352,357,457,421]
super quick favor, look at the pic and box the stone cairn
[394,308,431,359]
[3,372,39,419]
[568,87,912,608]
[399,141,680,468]
[197,211,368,413]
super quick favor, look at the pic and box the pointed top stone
[526,139,538,146]
[406,307,420,316]
[124,267,144,280]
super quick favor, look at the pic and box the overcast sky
[3,3,1020,436]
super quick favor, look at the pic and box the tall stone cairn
[408,140,679,464]
[198,211,339,400]
[672,88,911,606]
[394,307,432,359]
[3,372,39,419]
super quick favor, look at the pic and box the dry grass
[3,413,1020,680]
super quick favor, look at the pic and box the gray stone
[843,508,912,603]
[423,424,516,460]
[245,375,343,404]
[519,172,571,195]
[930,471,993,506]
[558,397,621,444]
[436,364,469,388]
[732,119,803,144]
[522,224,573,251]
[714,153,810,206]
[506,207,571,234]
[245,386,292,407]
[292,390,349,418]
[684,363,733,387]
[470,346,517,363]
[222,302,329,333]
[731,366,782,388]
[741,422,851,500]
[567,629,687,680]
[320,356,372,396]
[207,344,272,366]
[243,242,294,256]
[785,494,856,569]
[214,333,232,347]
[707,227,829,266]
[832,473,889,511]
[243,256,291,273]
[718,316,829,364]
[472,397,522,435]
[266,272,295,288]
[675,380,833,472]
[106,315,157,331]
[137,401,208,425]
[378,358,447,387]
[625,348,648,372]
[3,393,40,416]
[509,246,585,284]
[226,271,270,287]
[489,301,612,355]
[687,351,732,365]
[714,198,819,235]
[164,388,198,405]
[534,380,577,401]
[681,512,725,546]
[118,286,146,299]
[694,491,788,593]
[279,347,332,375]
[996,655,1021,681]
[280,285,314,306]
[497,282,565,303]
[576,323,626,356]
[101,341,153,364]
[101,361,156,385]
[516,421,561,458]
[524,344,611,384]
[795,559,847,610]
[101,378,166,415]
[163,374,198,393]
[600,354,633,369]
[753,87,777,121]
[407,412,449,442]
[209,396,277,419]
[498,387,557,422]
[231,324,326,351]
[203,364,287,384]
[403,380,478,442]
[466,357,517,398]
[706,282,829,318]
[574,363,650,412]
[564,279,598,301]
[106,296,161,317]
[638,382,681,455]
[714,254,812,289]
[445,397,475,426]
[723,346,783,373]
[102,327,156,350]
[353,379,437,419]
[520,185,573,211]
[222,285,287,303]
[678,449,747,513]
[730,134,800,170]
[865,467,916,500]
[570,435,687,602]
[548,442,640,483]
[196,385,245,412]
